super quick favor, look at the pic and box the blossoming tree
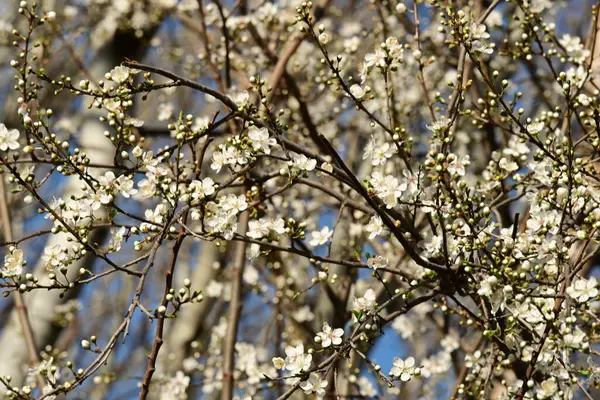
[0,0,600,399]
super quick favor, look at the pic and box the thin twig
[138,230,187,399]
[221,210,249,400]
[0,178,44,390]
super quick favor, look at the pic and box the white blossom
[353,288,377,315]
[309,226,333,247]
[300,373,327,397]
[535,377,557,399]
[527,121,545,135]
[272,357,285,369]
[365,215,384,239]
[189,177,215,200]
[248,126,276,154]
[108,65,133,83]
[233,90,249,108]
[567,277,598,303]
[349,84,366,99]
[0,123,20,151]
[390,356,416,381]
[315,323,344,347]
[284,343,312,374]
[367,255,388,270]
[291,154,317,171]
[42,245,66,271]
[3,248,25,277]
[446,154,470,176]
